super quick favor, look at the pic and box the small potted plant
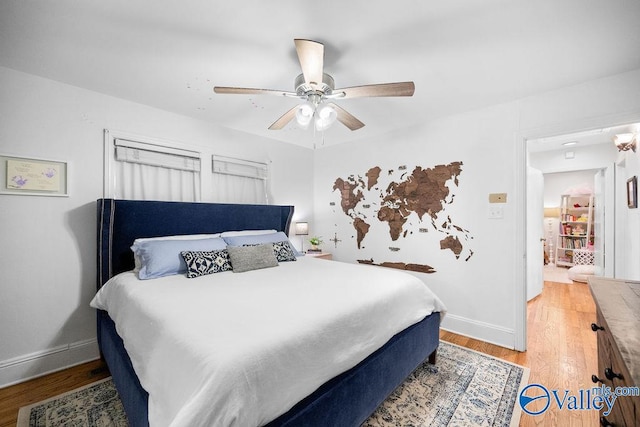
[308,236,323,252]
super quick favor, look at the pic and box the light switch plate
[489,193,507,203]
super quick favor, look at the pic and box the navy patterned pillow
[180,249,232,278]
[272,241,297,262]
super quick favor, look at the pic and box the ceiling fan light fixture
[613,133,637,152]
[314,104,337,131]
[295,102,315,128]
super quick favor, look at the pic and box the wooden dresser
[589,277,640,426]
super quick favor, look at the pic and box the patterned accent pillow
[180,249,232,278]
[272,240,297,262]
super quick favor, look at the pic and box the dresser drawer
[595,309,639,426]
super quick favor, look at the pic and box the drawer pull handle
[591,323,605,332]
[591,374,603,384]
[600,416,614,426]
[604,368,623,381]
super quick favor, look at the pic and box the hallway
[543,263,572,284]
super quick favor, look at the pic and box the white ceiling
[1,0,640,149]
[527,124,639,153]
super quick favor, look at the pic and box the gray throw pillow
[227,244,278,273]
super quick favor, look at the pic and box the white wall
[315,102,521,346]
[0,66,314,386]
[616,148,640,280]
[313,68,640,349]
[530,143,618,175]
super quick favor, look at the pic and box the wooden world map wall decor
[331,162,474,273]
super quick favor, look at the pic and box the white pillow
[220,229,277,238]
[131,234,221,273]
[567,265,595,283]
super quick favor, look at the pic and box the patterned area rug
[17,341,528,427]
[17,377,126,427]
[364,342,529,427]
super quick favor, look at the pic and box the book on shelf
[560,236,587,249]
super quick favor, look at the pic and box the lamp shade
[295,222,309,235]
[314,104,337,131]
[543,207,561,218]
[613,133,634,145]
[295,103,314,128]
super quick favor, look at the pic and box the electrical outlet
[488,205,504,219]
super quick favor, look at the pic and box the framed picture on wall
[628,176,638,209]
[0,154,68,197]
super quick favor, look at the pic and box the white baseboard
[0,338,100,388]
[441,313,516,350]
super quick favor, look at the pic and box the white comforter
[90,257,446,427]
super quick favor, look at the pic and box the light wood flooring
[0,279,597,427]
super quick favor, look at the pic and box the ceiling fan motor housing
[295,73,335,98]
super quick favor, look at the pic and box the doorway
[516,119,639,351]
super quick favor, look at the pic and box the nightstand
[305,252,332,260]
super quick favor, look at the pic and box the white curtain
[114,140,201,202]
[211,155,268,204]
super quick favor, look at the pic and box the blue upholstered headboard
[97,199,294,288]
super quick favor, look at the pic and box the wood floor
[0,279,598,427]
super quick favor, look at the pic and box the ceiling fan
[213,39,415,132]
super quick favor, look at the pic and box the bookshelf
[555,193,594,267]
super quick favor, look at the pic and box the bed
[93,198,444,427]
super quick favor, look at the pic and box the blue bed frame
[96,198,440,427]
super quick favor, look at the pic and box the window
[212,155,268,204]
[104,130,201,202]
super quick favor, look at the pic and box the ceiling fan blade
[214,86,296,97]
[336,82,415,99]
[268,106,298,130]
[328,103,365,131]
[294,39,324,88]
